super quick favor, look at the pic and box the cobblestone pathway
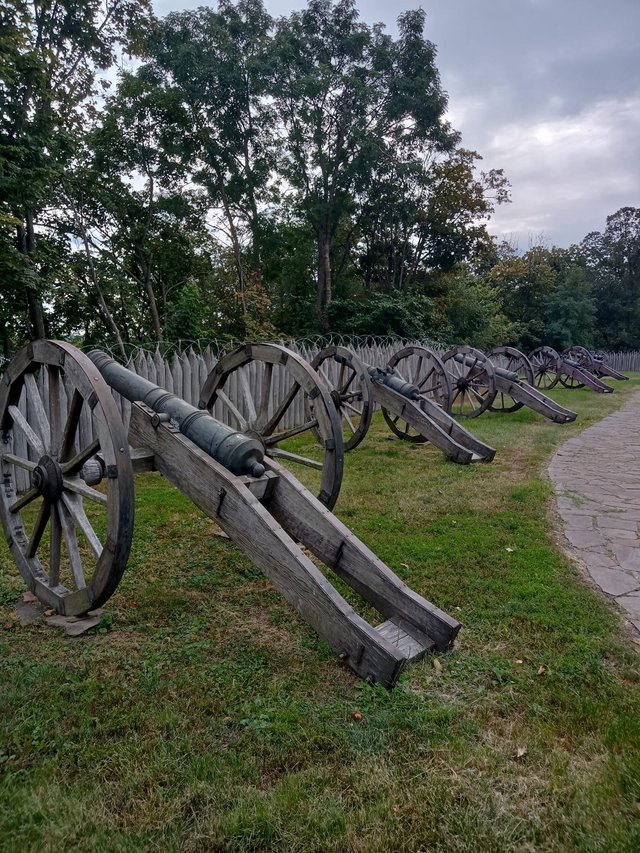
[549,392,640,633]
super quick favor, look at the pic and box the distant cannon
[439,346,577,423]
[564,346,629,382]
[529,346,614,393]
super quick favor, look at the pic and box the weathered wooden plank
[264,457,460,652]
[128,403,408,687]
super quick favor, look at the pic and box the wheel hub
[32,455,63,502]
[330,389,343,409]
[456,378,470,391]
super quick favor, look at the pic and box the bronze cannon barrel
[88,350,265,478]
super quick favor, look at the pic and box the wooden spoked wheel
[199,343,344,508]
[564,346,595,373]
[559,346,591,388]
[487,346,534,413]
[381,345,453,442]
[387,346,453,411]
[0,341,134,616]
[441,346,496,418]
[529,346,561,390]
[310,346,373,452]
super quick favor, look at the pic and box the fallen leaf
[3,623,12,630]
[537,666,547,677]
[515,659,524,665]
[22,591,38,603]
[623,679,633,686]
[505,547,515,553]
[401,563,409,570]
[351,710,364,723]
[433,658,443,674]
[516,746,527,759]
[44,609,54,617]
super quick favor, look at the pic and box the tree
[545,265,596,350]
[0,0,152,342]
[272,0,457,328]
[582,207,640,349]
[487,247,556,351]
[140,0,276,319]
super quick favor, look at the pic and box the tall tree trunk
[135,249,162,342]
[74,213,127,360]
[17,212,46,339]
[215,172,247,315]
[316,223,332,332]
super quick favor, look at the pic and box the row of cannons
[0,341,626,688]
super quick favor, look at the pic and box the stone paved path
[549,391,640,634]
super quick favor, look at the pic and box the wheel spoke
[238,370,257,424]
[342,408,357,435]
[9,486,40,514]
[48,505,61,585]
[469,386,486,404]
[215,388,249,432]
[255,362,273,429]
[26,501,51,559]
[58,500,86,588]
[48,367,64,455]
[1,453,37,472]
[339,368,355,395]
[24,373,51,451]
[417,365,434,390]
[264,418,319,446]
[262,381,300,436]
[62,477,108,506]
[8,405,45,457]
[342,400,361,416]
[61,438,100,476]
[59,390,83,462]
[268,448,323,470]
[61,492,102,560]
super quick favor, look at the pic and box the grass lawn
[2,378,640,852]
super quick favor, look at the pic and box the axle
[88,351,265,478]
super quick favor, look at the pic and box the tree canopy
[1,0,638,357]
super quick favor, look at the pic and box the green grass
[2,379,640,851]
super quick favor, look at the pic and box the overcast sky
[155,0,640,250]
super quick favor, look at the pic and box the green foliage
[328,292,439,339]
[438,267,517,349]
[0,0,638,352]
[545,265,596,350]
[583,207,640,349]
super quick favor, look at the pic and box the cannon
[564,346,629,382]
[0,340,460,688]
[529,346,614,393]
[313,345,495,464]
[199,343,495,475]
[437,346,577,423]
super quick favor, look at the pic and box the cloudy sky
[155,0,640,250]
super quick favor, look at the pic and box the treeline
[1,1,639,358]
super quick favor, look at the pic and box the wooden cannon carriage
[529,346,615,393]
[434,346,577,422]
[0,340,460,687]
[564,346,629,382]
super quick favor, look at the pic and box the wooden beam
[128,403,409,687]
